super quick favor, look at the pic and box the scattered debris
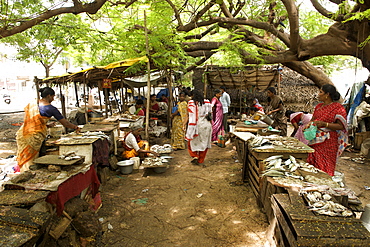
[132,198,148,205]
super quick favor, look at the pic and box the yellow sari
[171,101,188,150]
[16,102,50,171]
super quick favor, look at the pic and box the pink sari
[290,112,312,144]
[211,97,223,141]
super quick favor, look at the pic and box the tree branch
[185,52,215,72]
[182,41,223,52]
[184,25,217,40]
[310,0,334,19]
[282,0,301,52]
[210,17,290,47]
[0,0,107,39]
[164,0,183,27]
[283,61,333,87]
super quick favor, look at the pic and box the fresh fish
[261,170,285,177]
[264,155,283,162]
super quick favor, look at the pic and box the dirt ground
[0,112,370,246]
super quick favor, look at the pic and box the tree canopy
[1,0,370,87]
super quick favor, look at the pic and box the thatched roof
[194,65,279,91]
[35,57,167,89]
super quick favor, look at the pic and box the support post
[144,11,151,141]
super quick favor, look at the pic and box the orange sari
[16,102,50,171]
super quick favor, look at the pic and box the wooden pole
[59,84,66,118]
[98,88,103,112]
[73,81,79,108]
[34,77,40,101]
[83,77,89,124]
[120,81,125,112]
[166,69,173,138]
[113,89,122,113]
[277,65,281,95]
[144,10,151,140]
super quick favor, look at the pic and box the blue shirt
[39,105,64,120]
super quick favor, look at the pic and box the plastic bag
[303,124,318,141]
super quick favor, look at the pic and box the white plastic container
[117,160,134,174]
[130,157,141,169]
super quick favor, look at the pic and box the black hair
[192,89,204,105]
[322,84,341,101]
[39,87,55,98]
[150,94,156,98]
[179,91,186,97]
[214,89,222,96]
[220,86,226,90]
[285,110,295,118]
[136,99,144,105]
[267,87,277,95]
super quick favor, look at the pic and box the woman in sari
[305,84,348,176]
[211,89,224,142]
[185,89,212,165]
[134,99,145,116]
[16,87,80,172]
[122,124,157,159]
[149,94,160,113]
[285,110,313,144]
[266,87,287,136]
[171,92,188,150]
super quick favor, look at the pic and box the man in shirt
[220,86,231,133]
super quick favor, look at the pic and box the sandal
[191,158,199,165]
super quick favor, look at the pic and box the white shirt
[125,133,140,151]
[220,92,231,114]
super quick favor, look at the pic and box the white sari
[185,99,212,151]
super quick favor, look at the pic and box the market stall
[271,192,370,246]
[244,136,314,205]
[253,150,370,246]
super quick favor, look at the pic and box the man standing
[220,86,231,133]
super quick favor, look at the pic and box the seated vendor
[122,124,157,159]
[134,99,145,116]
[161,95,168,104]
[250,106,264,116]
[149,94,160,113]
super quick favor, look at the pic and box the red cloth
[46,165,100,215]
[307,102,347,176]
[291,112,303,124]
[187,141,208,163]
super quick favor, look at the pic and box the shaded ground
[0,112,369,246]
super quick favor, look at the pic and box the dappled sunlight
[205,208,218,214]
[244,230,267,243]
[0,143,15,155]
[232,220,243,224]
[170,207,179,217]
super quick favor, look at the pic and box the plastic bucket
[130,157,141,169]
[117,160,134,174]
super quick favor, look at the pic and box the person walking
[211,89,224,142]
[220,86,231,133]
[185,89,212,165]
[171,92,188,150]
